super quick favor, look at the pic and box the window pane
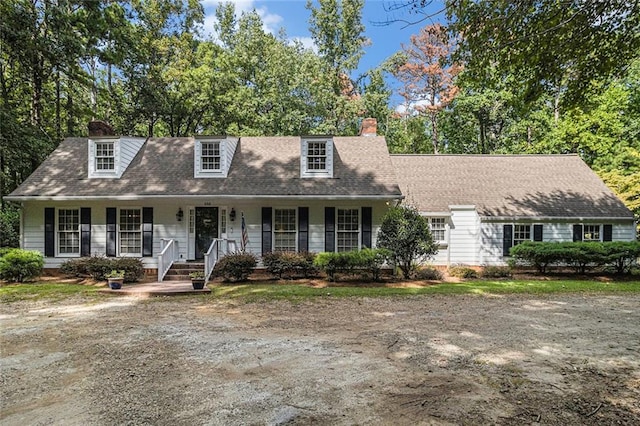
[583,225,600,241]
[201,142,221,170]
[274,209,296,251]
[95,142,115,170]
[513,224,531,246]
[337,208,359,252]
[430,217,446,241]
[58,209,80,254]
[120,209,142,254]
[307,141,327,170]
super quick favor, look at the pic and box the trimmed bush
[0,249,44,282]
[262,251,317,279]
[313,249,391,281]
[480,265,512,278]
[415,266,443,281]
[510,241,640,274]
[448,265,478,279]
[59,256,144,282]
[213,251,258,282]
[0,206,20,248]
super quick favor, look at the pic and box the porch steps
[163,262,205,281]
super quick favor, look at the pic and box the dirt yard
[1,292,639,425]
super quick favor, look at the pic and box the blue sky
[199,1,447,107]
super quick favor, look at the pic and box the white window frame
[428,217,447,244]
[513,224,532,246]
[273,208,298,252]
[582,224,602,242]
[118,208,142,256]
[195,138,227,178]
[57,208,80,257]
[301,137,333,178]
[336,208,360,252]
[88,138,119,178]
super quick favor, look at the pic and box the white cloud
[290,36,317,52]
[199,0,285,38]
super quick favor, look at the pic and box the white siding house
[391,155,636,266]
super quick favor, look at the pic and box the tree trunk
[55,68,61,140]
[66,87,74,136]
[430,111,439,154]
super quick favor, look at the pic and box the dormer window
[307,141,327,170]
[201,141,221,171]
[194,137,237,178]
[88,137,145,179]
[301,137,333,178]
[95,142,115,170]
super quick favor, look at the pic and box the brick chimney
[359,118,377,137]
[88,120,115,137]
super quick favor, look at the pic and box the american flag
[241,212,249,251]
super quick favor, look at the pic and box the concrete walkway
[99,281,212,296]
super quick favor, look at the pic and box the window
[274,208,297,252]
[95,142,115,171]
[583,225,600,241]
[337,208,359,252]
[513,224,531,246]
[58,209,79,254]
[307,141,327,170]
[429,217,446,242]
[119,209,141,255]
[301,138,333,178]
[201,141,221,170]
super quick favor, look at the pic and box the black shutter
[603,224,613,242]
[106,208,117,257]
[298,207,309,252]
[361,207,372,248]
[573,224,582,242]
[80,208,91,256]
[325,207,335,252]
[142,207,153,257]
[533,224,543,242]
[262,207,272,254]
[44,208,55,257]
[503,224,513,256]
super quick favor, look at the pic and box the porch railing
[158,238,179,282]
[204,238,239,280]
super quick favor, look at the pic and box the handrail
[158,239,178,282]
[203,238,240,280]
[204,239,219,281]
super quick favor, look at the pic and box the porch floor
[99,281,211,296]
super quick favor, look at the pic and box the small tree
[376,205,438,279]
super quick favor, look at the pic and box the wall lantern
[230,208,236,222]
[176,207,184,222]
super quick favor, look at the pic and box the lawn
[2,278,638,303]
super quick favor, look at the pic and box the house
[390,154,636,266]
[6,120,635,279]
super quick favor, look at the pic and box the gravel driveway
[1,293,639,425]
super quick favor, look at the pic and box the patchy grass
[209,279,640,302]
[2,279,638,303]
[0,282,101,303]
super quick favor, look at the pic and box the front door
[195,207,219,259]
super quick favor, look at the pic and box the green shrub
[0,249,44,282]
[213,251,258,282]
[510,241,640,274]
[60,256,144,282]
[262,251,317,279]
[351,248,392,281]
[0,247,14,258]
[0,206,20,248]
[448,265,478,279]
[376,205,438,279]
[480,265,512,278]
[415,266,443,281]
[314,252,349,281]
[313,249,391,281]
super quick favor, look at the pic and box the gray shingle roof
[390,154,633,218]
[8,136,402,199]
